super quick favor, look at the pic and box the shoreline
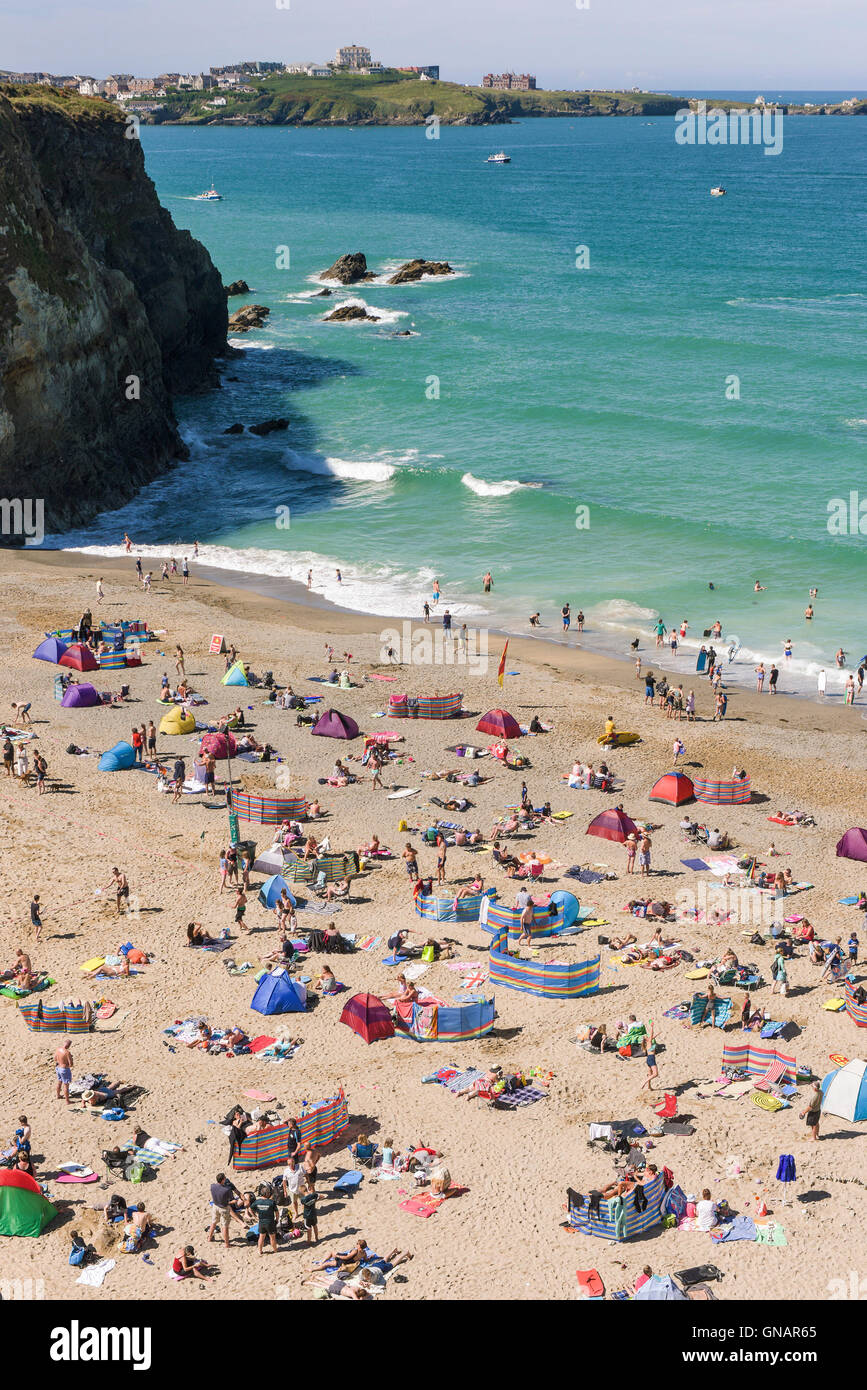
[24,547,867,737]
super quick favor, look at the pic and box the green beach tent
[0,1169,57,1237]
[222,662,249,687]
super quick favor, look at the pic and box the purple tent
[32,636,68,664]
[311,708,360,740]
[836,828,867,862]
[61,682,101,708]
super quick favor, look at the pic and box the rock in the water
[324,304,380,323]
[223,423,245,434]
[224,279,250,297]
[387,258,454,285]
[227,304,270,332]
[321,252,375,285]
[312,288,332,297]
[248,418,290,436]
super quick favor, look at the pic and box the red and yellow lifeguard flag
[497,641,508,688]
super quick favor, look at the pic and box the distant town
[2,45,863,123]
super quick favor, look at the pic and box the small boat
[486,151,511,164]
[194,186,222,201]
[710,186,726,197]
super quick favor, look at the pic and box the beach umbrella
[586,807,638,843]
[649,771,695,805]
[200,732,237,760]
[476,708,522,739]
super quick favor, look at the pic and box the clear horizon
[5,0,865,90]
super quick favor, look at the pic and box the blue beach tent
[98,741,137,772]
[251,969,307,1015]
[257,874,295,909]
[32,636,68,664]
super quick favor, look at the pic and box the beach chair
[654,1092,677,1120]
[348,1141,379,1169]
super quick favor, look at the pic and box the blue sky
[5,0,864,89]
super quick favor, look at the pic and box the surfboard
[387,787,419,799]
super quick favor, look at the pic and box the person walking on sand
[146,720,157,759]
[54,1039,73,1104]
[124,533,132,553]
[96,577,104,605]
[175,645,185,680]
[234,885,248,933]
[436,835,447,884]
[103,867,130,916]
[800,1082,822,1141]
[769,663,779,694]
[182,556,190,586]
[561,603,571,633]
[30,894,43,942]
[755,663,765,693]
[641,1038,659,1092]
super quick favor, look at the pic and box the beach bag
[421,944,436,963]
[127,1161,145,1184]
[69,1237,88,1266]
[102,1108,125,1122]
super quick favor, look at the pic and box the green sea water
[63,113,867,694]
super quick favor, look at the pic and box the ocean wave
[227,336,275,350]
[461,472,530,498]
[590,598,659,626]
[844,418,867,428]
[283,447,422,483]
[726,293,867,313]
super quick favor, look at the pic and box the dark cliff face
[0,88,227,533]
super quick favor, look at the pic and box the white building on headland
[336,45,373,69]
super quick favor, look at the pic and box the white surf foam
[461,472,529,498]
[319,297,408,327]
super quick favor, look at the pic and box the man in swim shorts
[54,1039,73,1104]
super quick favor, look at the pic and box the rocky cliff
[0,87,227,533]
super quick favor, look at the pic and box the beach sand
[1,547,865,1303]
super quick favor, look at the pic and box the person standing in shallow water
[483,571,493,593]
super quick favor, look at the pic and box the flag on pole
[497,641,508,688]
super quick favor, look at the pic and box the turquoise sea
[62,110,867,695]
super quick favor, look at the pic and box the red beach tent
[59,643,99,672]
[476,708,522,739]
[586,807,639,843]
[339,992,395,1044]
[649,771,695,806]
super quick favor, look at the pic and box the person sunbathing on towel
[321,877,350,903]
[608,933,637,950]
[187,1022,213,1050]
[187,922,216,946]
[225,1026,248,1055]
[83,1078,136,1107]
[12,949,35,990]
[84,956,131,980]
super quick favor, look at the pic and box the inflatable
[388,694,463,719]
[597,731,640,747]
[488,926,600,999]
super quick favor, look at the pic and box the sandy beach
[2,546,866,1303]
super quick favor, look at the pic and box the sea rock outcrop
[323,304,380,323]
[248,418,289,436]
[320,252,375,285]
[224,279,250,296]
[386,259,454,285]
[0,87,227,533]
[227,304,270,332]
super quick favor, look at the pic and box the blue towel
[681,858,711,871]
[713,1214,757,1243]
[333,1171,364,1192]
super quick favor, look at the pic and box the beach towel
[681,858,711,871]
[712,1215,757,1243]
[823,998,846,1011]
[689,994,732,1027]
[248,1035,277,1053]
[402,962,429,982]
[354,935,381,952]
[399,1193,446,1218]
[576,1269,605,1300]
[674,1264,724,1286]
[76,1258,115,1287]
[242,1090,276,1102]
[493,1085,546,1108]
[755,1222,787,1246]
[838,896,860,905]
[565,868,607,885]
[443,1068,484,1095]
